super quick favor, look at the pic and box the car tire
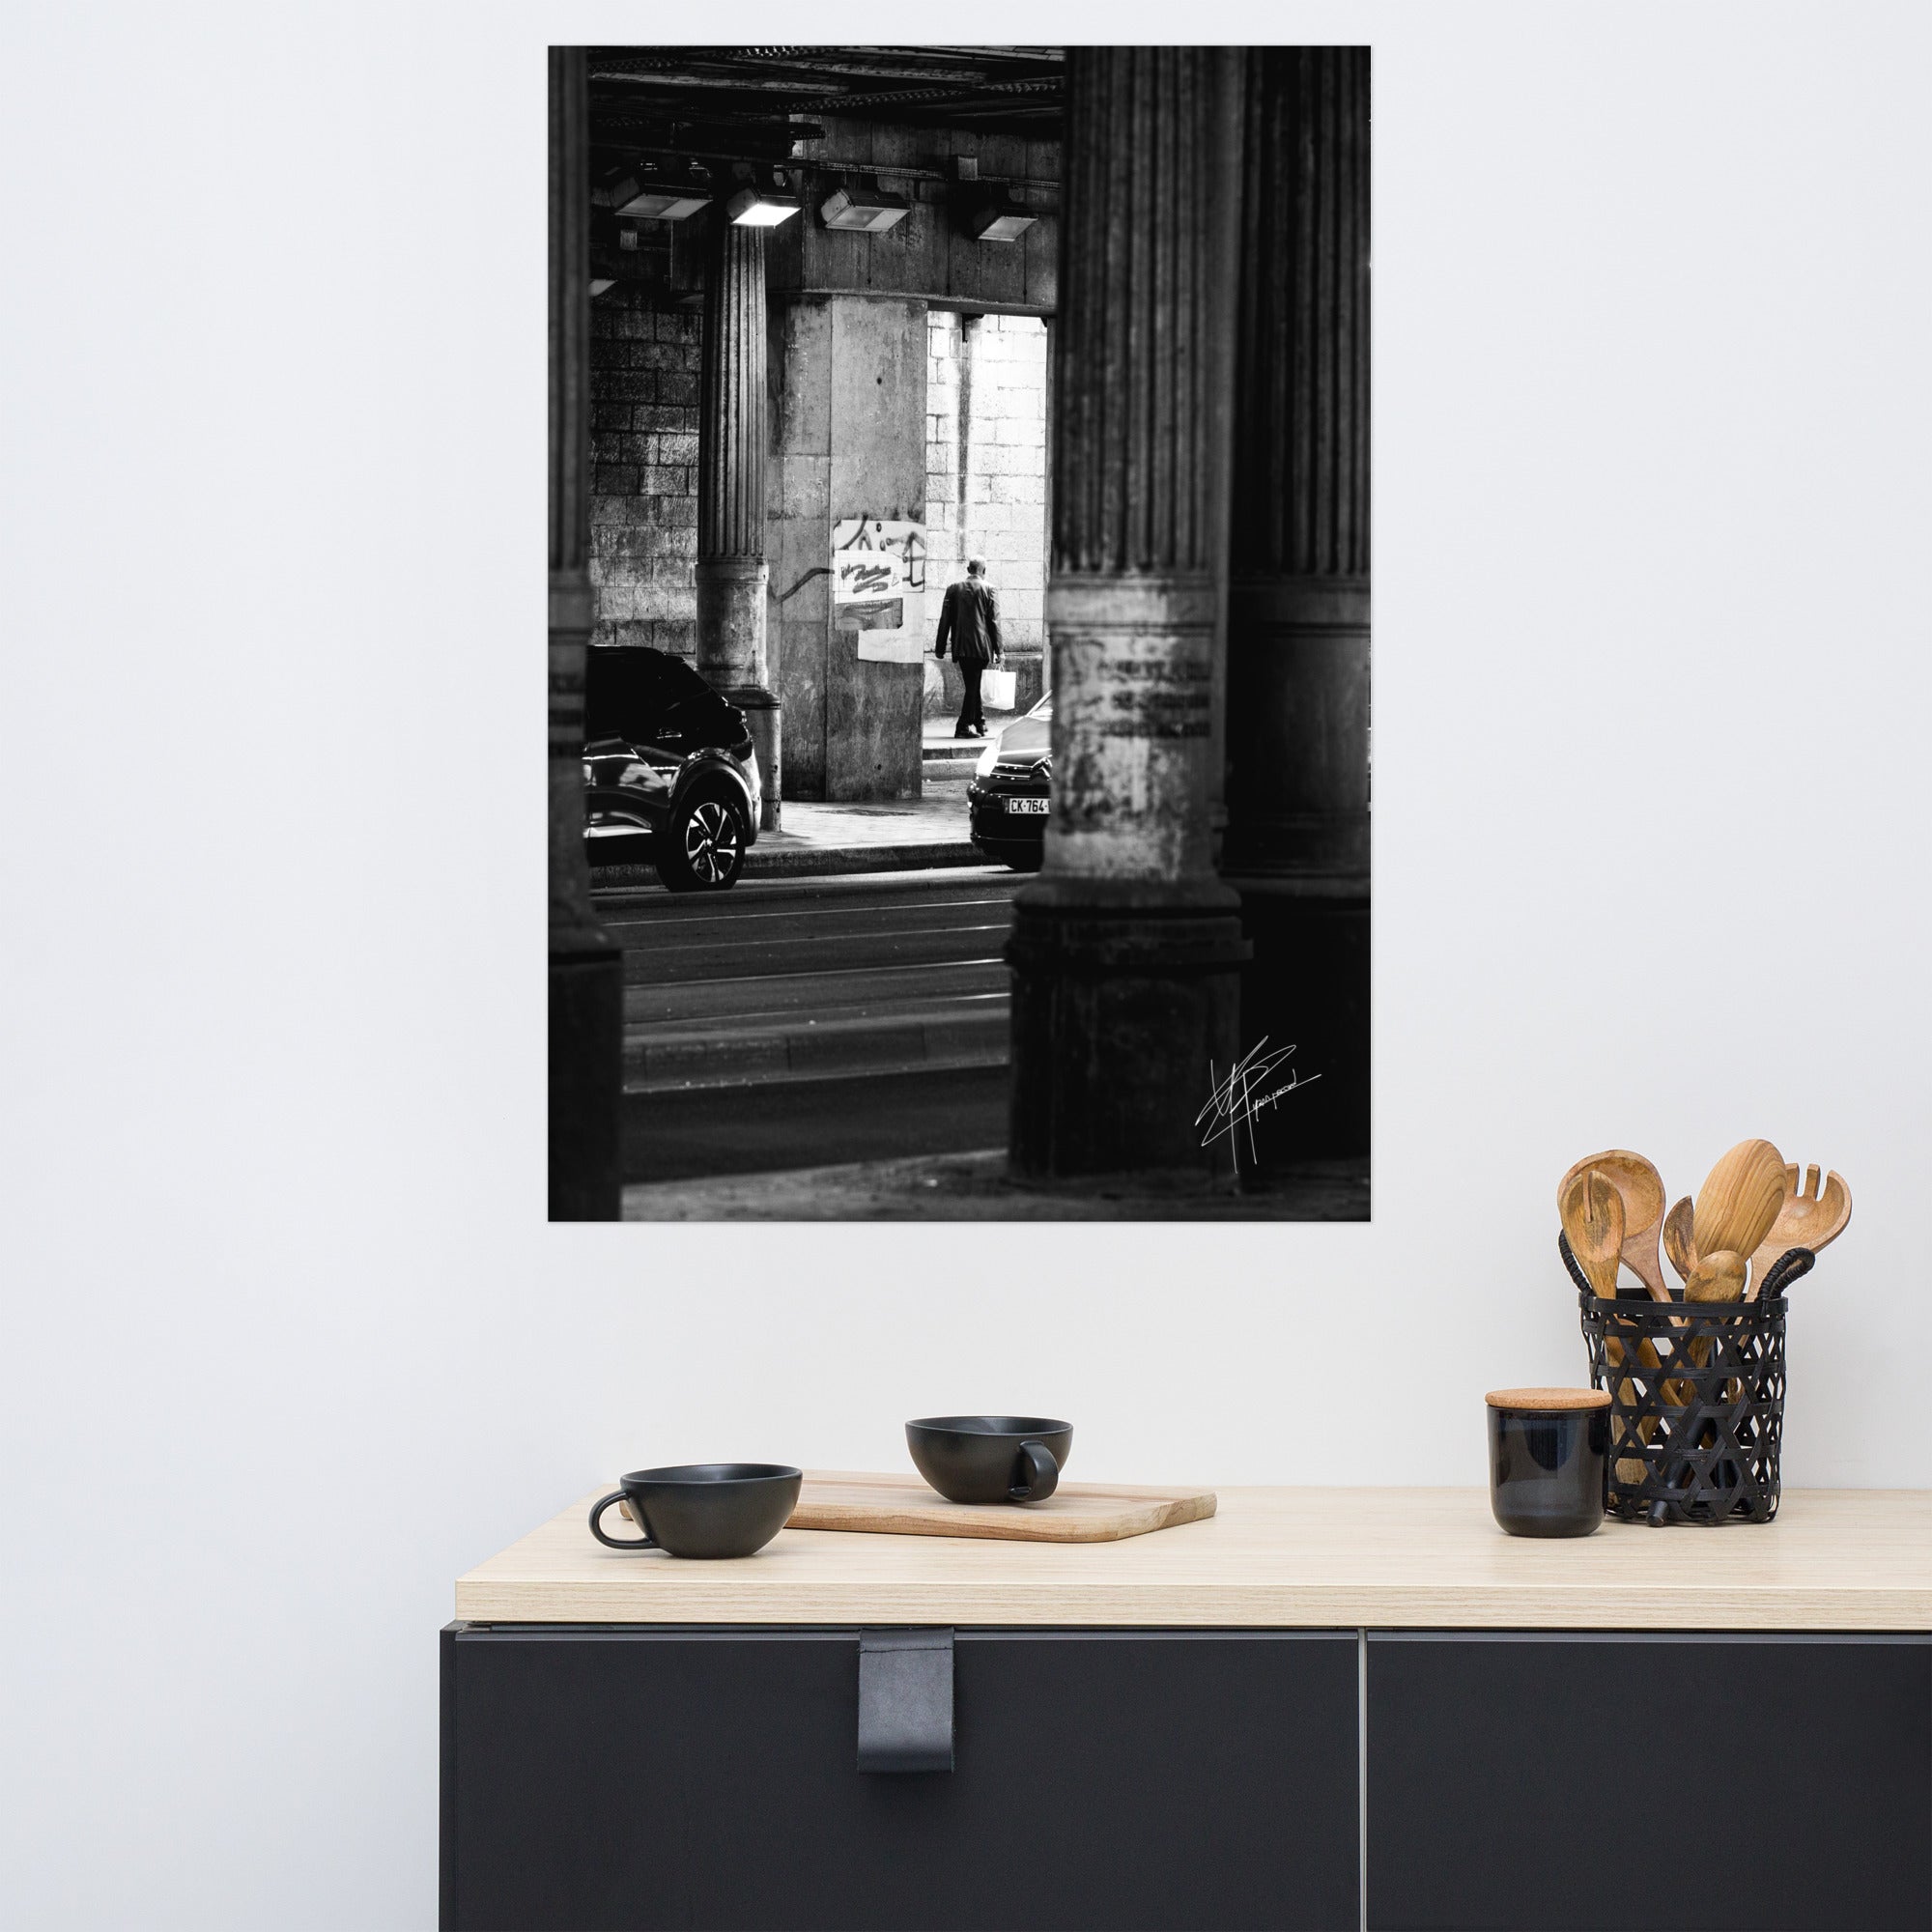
[655,788,747,893]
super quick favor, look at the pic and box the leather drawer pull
[856,1629,954,1774]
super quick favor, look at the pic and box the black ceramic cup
[1485,1389,1608,1538]
[905,1416,1072,1505]
[587,1463,803,1558]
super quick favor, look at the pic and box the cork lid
[1485,1386,1611,1411]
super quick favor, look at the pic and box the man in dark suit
[932,556,1003,738]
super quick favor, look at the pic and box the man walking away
[932,556,1003,738]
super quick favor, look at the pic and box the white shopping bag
[980,667,1016,711]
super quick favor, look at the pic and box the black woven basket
[1565,1235,1812,1526]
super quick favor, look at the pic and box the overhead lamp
[964,192,1038,244]
[727,187,800,227]
[618,185,712,221]
[594,164,711,222]
[819,181,911,235]
[727,167,801,228]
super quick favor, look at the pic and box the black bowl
[588,1462,802,1558]
[906,1416,1073,1505]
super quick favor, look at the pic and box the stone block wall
[771,295,928,801]
[924,310,963,579]
[923,312,1050,717]
[587,284,700,656]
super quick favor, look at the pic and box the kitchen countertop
[453,1481,1932,1631]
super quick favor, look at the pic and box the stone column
[696,221,780,829]
[1220,49,1372,1164]
[548,47,622,1219]
[1008,47,1250,1181]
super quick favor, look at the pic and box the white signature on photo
[1195,1037,1320,1171]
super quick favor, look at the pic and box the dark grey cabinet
[1365,1633,1932,1932]
[441,1625,1361,1932]
[443,1624,1932,1932]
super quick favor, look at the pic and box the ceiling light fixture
[819,182,911,234]
[964,192,1037,244]
[619,185,712,221]
[594,164,712,222]
[727,187,800,227]
[727,166,801,228]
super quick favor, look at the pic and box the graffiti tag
[831,517,928,602]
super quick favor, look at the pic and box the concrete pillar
[548,47,622,1219]
[1221,49,1372,1163]
[1008,48,1251,1181]
[1040,311,1054,698]
[696,220,781,829]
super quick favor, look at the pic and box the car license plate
[1004,796,1048,815]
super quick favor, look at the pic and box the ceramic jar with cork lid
[1485,1387,1609,1537]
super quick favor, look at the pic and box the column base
[722,685,781,832]
[1223,878,1369,1163]
[549,941,624,1220]
[695,558,769,694]
[1006,878,1251,1180]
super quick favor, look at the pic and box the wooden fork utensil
[1747,1166,1852,1299]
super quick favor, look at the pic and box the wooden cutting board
[785,1470,1217,1544]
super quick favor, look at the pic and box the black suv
[582,647,762,892]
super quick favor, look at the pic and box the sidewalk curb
[592,838,985,886]
[750,839,983,877]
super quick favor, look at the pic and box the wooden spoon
[1560,1171,1651,1481]
[1656,1196,1699,1407]
[1684,1249,1746,1304]
[1662,1197,1698,1285]
[1559,1168,1624,1297]
[1556,1151,1669,1301]
[1678,1248,1749,1406]
[1692,1140,1787,1269]
[1747,1165,1852,1299]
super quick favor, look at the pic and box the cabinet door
[442,1626,1359,1932]
[1366,1633,1932,1931]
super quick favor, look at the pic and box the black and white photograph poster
[11,6,1932,1930]
[550,46,1372,1220]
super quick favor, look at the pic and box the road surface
[598,867,1023,1183]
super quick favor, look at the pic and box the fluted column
[1007,47,1250,1181]
[548,47,621,1218]
[696,221,780,828]
[1221,48,1371,1162]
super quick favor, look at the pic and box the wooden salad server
[1559,1168,1624,1297]
[1557,1151,1669,1301]
[1658,1196,1703,1395]
[1684,1249,1747,1304]
[1747,1165,1852,1299]
[1560,1169,1650,1483]
[1673,1247,1749,1406]
[1662,1197,1698,1285]
[1691,1140,1787,1273]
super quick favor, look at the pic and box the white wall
[4,3,1929,1926]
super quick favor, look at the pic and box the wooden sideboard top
[454,1481,1932,1631]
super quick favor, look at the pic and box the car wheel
[655,790,747,893]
